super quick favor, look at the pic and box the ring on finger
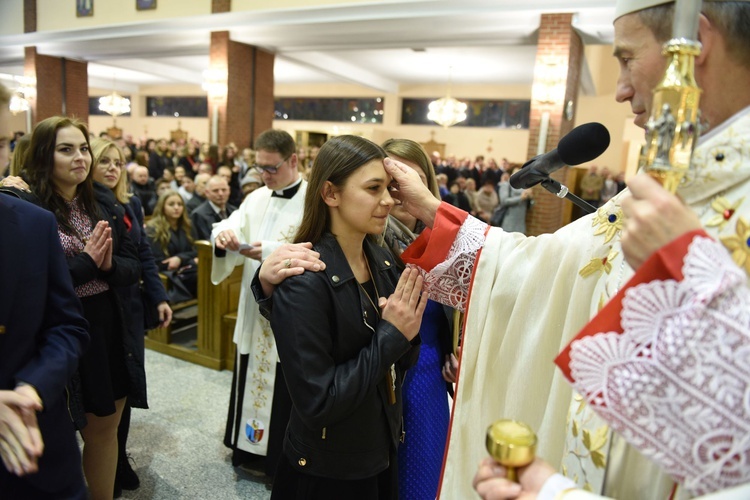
[284,259,292,269]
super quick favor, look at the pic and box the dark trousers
[271,450,397,500]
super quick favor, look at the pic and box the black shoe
[116,454,140,491]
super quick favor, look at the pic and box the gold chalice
[486,419,537,482]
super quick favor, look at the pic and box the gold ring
[220,237,226,242]
[284,259,292,269]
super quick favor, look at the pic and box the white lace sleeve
[568,237,750,496]
[419,215,488,312]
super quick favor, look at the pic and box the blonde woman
[146,191,198,299]
[90,138,172,495]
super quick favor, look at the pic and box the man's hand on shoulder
[258,242,326,298]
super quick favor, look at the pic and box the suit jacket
[131,181,158,216]
[0,194,89,497]
[190,200,236,241]
[186,193,205,214]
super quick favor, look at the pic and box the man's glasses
[253,156,290,174]
[99,157,124,169]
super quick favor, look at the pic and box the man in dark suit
[190,175,236,240]
[0,194,90,499]
[130,165,158,216]
[186,172,210,214]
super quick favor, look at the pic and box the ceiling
[0,1,618,94]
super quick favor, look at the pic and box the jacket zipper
[321,427,327,440]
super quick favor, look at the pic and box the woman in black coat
[90,138,173,494]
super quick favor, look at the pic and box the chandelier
[428,96,467,128]
[427,68,467,128]
[9,92,30,115]
[9,76,35,116]
[98,91,131,117]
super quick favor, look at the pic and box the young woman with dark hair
[257,135,426,499]
[11,116,141,500]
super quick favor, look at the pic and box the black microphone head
[557,122,610,166]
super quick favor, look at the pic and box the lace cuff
[402,203,488,311]
[566,235,750,495]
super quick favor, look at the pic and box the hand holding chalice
[485,419,537,482]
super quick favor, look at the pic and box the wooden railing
[145,240,241,371]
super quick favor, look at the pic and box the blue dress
[398,299,451,499]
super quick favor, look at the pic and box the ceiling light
[99,74,130,117]
[98,91,131,117]
[427,68,467,128]
[9,93,30,115]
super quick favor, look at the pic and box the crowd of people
[429,155,627,234]
[2,0,750,499]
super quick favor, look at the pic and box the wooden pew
[145,240,242,370]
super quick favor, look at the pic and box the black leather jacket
[254,233,420,480]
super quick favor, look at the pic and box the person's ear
[695,13,714,67]
[322,181,340,207]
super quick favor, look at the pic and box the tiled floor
[120,350,272,499]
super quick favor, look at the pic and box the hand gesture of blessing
[380,267,428,341]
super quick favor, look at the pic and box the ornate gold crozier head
[486,419,537,482]
[638,0,703,193]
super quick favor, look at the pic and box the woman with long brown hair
[13,117,141,500]
[260,135,426,499]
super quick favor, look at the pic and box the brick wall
[24,0,89,126]
[64,59,90,123]
[24,0,36,33]
[212,0,231,14]
[210,31,229,145]
[226,39,252,148]
[26,48,61,123]
[251,48,275,145]
[210,32,274,148]
[525,13,583,236]
[25,48,90,125]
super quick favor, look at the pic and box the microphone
[510,122,610,189]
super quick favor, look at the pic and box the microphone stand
[539,177,597,215]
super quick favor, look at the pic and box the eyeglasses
[99,157,124,169]
[253,156,290,174]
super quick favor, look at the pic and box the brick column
[24,48,89,124]
[209,32,274,148]
[23,0,89,125]
[24,0,36,33]
[525,13,583,236]
[212,0,231,13]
